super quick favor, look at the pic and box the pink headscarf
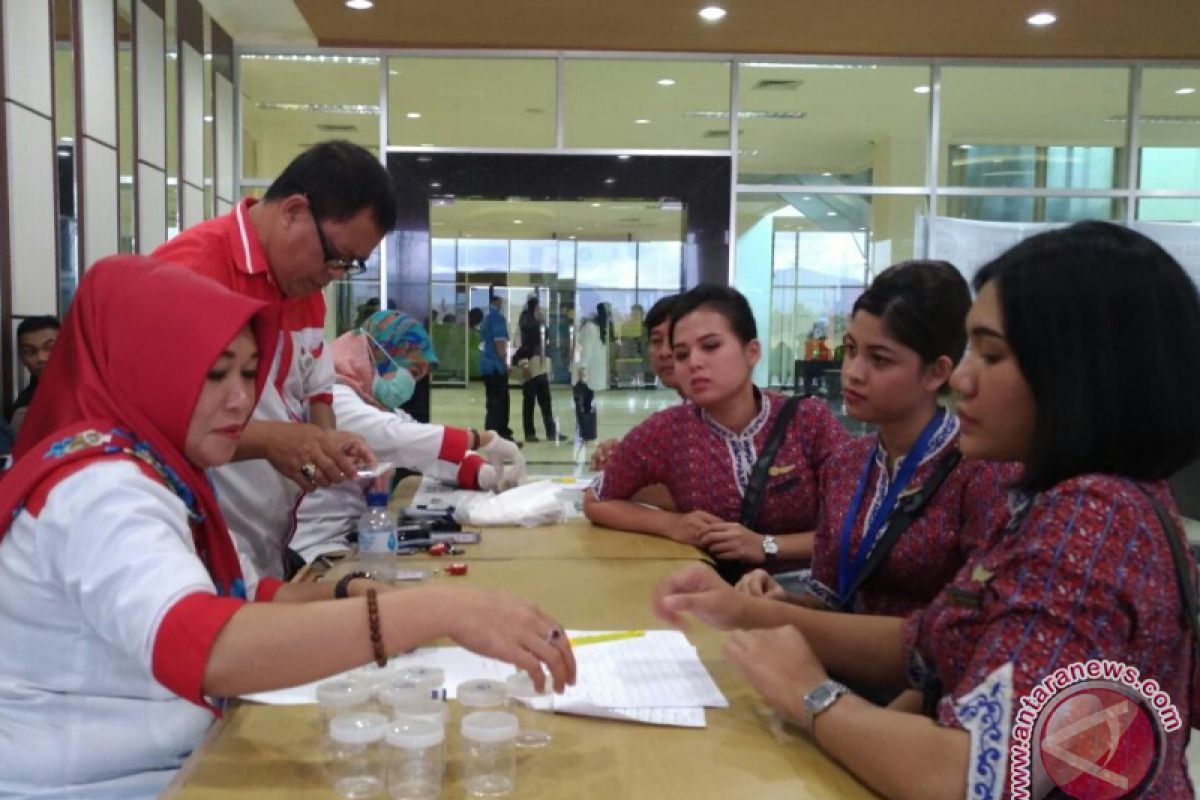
[330,333,383,409]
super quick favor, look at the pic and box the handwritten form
[241,630,725,728]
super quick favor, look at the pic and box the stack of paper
[241,629,726,729]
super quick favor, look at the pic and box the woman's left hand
[723,626,829,723]
[699,522,766,563]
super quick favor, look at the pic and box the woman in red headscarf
[0,257,575,799]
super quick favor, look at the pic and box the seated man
[8,316,59,434]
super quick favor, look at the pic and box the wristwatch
[802,679,850,733]
[761,535,779,563]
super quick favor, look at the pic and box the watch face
[763,537,779,555]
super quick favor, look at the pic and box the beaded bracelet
[366,588,387,667]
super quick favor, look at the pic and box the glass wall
[235,53,1200,391]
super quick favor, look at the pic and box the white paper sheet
[553,700,707,728]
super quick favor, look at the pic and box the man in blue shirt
[480,293,515,440]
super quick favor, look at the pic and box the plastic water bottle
[358,490,396,579]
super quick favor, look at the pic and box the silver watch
[761,535,779,562]
[802,679,849,732]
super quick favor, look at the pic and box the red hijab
[3,255,278,596]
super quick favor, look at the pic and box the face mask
[373,367,416,408]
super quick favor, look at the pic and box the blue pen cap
[366,490,390,507]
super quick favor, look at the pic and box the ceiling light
[698,6,727,21]
[821,172,833,176]
[1027,11,1056,26]
[345,0,374,9]
[576,226,584,230]
[568,235,577,240]
[801,196,812,201]
[634,119,651,124]
[826,211,838,217]
[406,112,422,119]
[618,155,632,161]
[513,220,523,225]
[389,70,399,76]
[604,178,616,184]
[657,78,676,86]
[430,182,441,188]
[203,115,213,123]
[590,203,602,208]
[1177,87,1197,95]
[913,85,931,94]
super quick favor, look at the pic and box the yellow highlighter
[568,630,646,647]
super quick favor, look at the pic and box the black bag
[1135,485,1200,729]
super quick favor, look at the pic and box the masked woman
[291,310,525,562]
[0,258,573,799]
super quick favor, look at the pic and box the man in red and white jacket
[154,141,395,578]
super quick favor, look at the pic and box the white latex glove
[477,464,500,492]
[498,463,526,492]
[479,435,525,475]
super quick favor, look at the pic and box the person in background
[8,315,59,435]
[654,222,1200,799]
[586,285,848,579]
[574,302,611,392]
[516,341,567,445]
[146,140,382,579]
[590,293,682,473]
[0,256,575,800]
[293,311,526,562]
[737,261,1014,620]
[480,292,515,442]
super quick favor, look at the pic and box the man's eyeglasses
[310,211,368,277]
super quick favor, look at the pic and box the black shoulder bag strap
[839,448,963,611]
[738,394,804,531]
[1134,486,1200,703]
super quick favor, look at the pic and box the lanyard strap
[836,409,945,601]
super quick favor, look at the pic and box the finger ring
[300,463,318,482]
[544,628,561,645]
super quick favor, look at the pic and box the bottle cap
[366,491,390,507]
[329,711,389,744]
[456,678,506,708]
[316,678,371,709]
[386,717,445,749]
[461,711,519,743]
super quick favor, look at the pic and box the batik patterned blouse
[593,391,848,540]
[807,414,1016,617]
[904,475,1194,800]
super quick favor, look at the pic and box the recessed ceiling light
[419,143,434,147]
[513,220,523,225]
[406,112,422,119]
[590,203,601,208]
[657,78,676,86]
[345,0,373,9]
[1177,87,1197,95]
[634,119,651,125]
[389,70,399,76]
[801,196,812,201]
[203,115,213,123]
[698,6,727,21]
[959,144,973,149]
[618,155,632,160]
[821,172,833,176]
[826,211,838,217]
[430,182,441,188]
[576,226,585,229]
[1027,11,1056,26]
[913,85,931,94]
[604,178,616,184]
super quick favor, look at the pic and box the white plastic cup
[317,679,374,730]
[456,679,507,713]
[396,666,445,694]
[377,680,426,719]
[326,711,389,800]
[460,711,518,798]
[385,718,445,800]
[504,672,554,748]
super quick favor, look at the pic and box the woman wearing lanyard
[738,261,1014,618]
[585,284,849,578]
[653,222,1200,799]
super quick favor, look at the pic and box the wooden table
[165,552,878,799]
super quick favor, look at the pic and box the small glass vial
[397,665,445,695]
[460,711,518,798]
[504,672,554,748]
[385,718,445,800]
[317,679,374,731]
[377,680,426,719]
[326,711,389,800]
